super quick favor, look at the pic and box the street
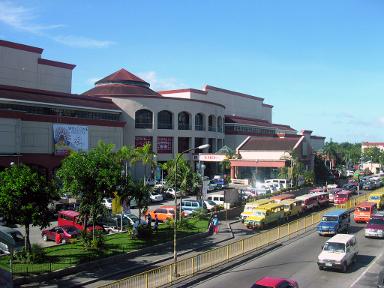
[189,218,383,288]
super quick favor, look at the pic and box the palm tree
[130,180,151,221]
[132,143,157,185]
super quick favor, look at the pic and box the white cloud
[0,1,114,49]
[0,1,63,34]
[53,35,115,48]
[137,71,185,90]
[86,77,101,85]
[378,117,384,126]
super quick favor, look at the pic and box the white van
[317,234,358,272]
[207,194,224,205]
[265,179,288,189]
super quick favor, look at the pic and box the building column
[230,165,236,179]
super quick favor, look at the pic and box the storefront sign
[157,137,173,154]
[53,124,88,155]
[198,154,226,162]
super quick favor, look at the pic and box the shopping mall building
[0,39,325,180]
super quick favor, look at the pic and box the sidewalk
[19,221,236,288]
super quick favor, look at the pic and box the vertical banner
[53,124,88,155]
[112,195,123,214]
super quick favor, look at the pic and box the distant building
[362,142,384,152]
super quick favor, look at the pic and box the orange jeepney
[354,201,377,223]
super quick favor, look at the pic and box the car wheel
[342,262,348,273]
[318,265,323,270]
[43,235,48,241]
[61,238,67,244]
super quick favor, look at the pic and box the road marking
[349,247,384,287]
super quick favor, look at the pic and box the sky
[0,0,383,143]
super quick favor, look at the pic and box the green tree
[132,143,156,184]
[0,164,56,253]
[116,145,136,210]
[56,141,120,240]
[129,180,151,221]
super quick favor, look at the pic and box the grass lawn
[0,218,208,275]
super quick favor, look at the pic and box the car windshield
[369,218,384,225]
[323,242,345,253]
[253,211,266,216]
[127,214,139,221]
[206,200,216,205]
[337,194,348,198]
[322,216,338,222]
[65,226,79,234]
[356,207,370,212]
[370,196,380,200]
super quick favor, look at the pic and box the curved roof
[83,68,162,98]
[95,68,149,86]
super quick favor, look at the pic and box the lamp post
[173,143,209,277]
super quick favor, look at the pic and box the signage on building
[157,137,173,154]
[198,154,227,162]
[135,136,153,148]
[53,124,88,155]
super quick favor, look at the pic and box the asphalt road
[188,218,384,288]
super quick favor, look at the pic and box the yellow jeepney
[280,199,303,219]
[368,191,384,209]
[245,203,285,230]
[240,198,274,222]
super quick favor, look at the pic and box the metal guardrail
[100,189,381,288]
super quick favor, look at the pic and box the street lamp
[173,143,209,277]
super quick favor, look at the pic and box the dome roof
[83,68,162,98]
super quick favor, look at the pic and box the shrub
[14,244,47,264]
[137,224,152,239]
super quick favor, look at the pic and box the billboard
[53,124,88,155]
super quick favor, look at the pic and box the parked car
[58,210,104,232]
[122,213,147,226]
[365,213,384,238]
[165,188,181,198]
[41,226,80,243]
[251,277,299,288]
[145,206,186,222]
[342,183,357,194]
[317,234,358,272]
[149,191,163,202]
[0,226,24,254]
[99,215,130,233]
[180,200,206,215]
[102,198,112,209]
[204,199,218,211]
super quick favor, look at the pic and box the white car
[102,198,112,209]
[204,200,217,211]
[122,213,147,226]
[150,192,163,202]
[165,188,181,198]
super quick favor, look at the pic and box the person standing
[154,214,159,232]
[147,213,152,228]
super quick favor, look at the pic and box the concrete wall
[0,45,72,93]
[110,96,225,162]
[239,150,287,161]
[0,118,123,154]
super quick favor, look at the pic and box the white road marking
[349,247,384,287]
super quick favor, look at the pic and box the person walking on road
[212,214,220,234]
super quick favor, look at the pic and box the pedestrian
[212,214,220,234]
[55,230,62,244]
[147,213,152,228]
[132,221,139,239]
[154,214,159,232]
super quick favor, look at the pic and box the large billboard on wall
[53,124,88,155]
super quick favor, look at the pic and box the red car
[251,277,299,288]
[41,226,80,244]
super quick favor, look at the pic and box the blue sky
[0,0,383,143]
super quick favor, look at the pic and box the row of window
[135,136,223,154]
[225,124,275,135]
[135,109,224,132]
[0,103,120,121]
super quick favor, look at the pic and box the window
[195,113,205,131]
[157,137,173,154]
[208,115,216,131]
[178,137,190,153]
[178,112,190,130]
[158,110,173,129]
[135,109,153,129]
[135,136,153,148]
